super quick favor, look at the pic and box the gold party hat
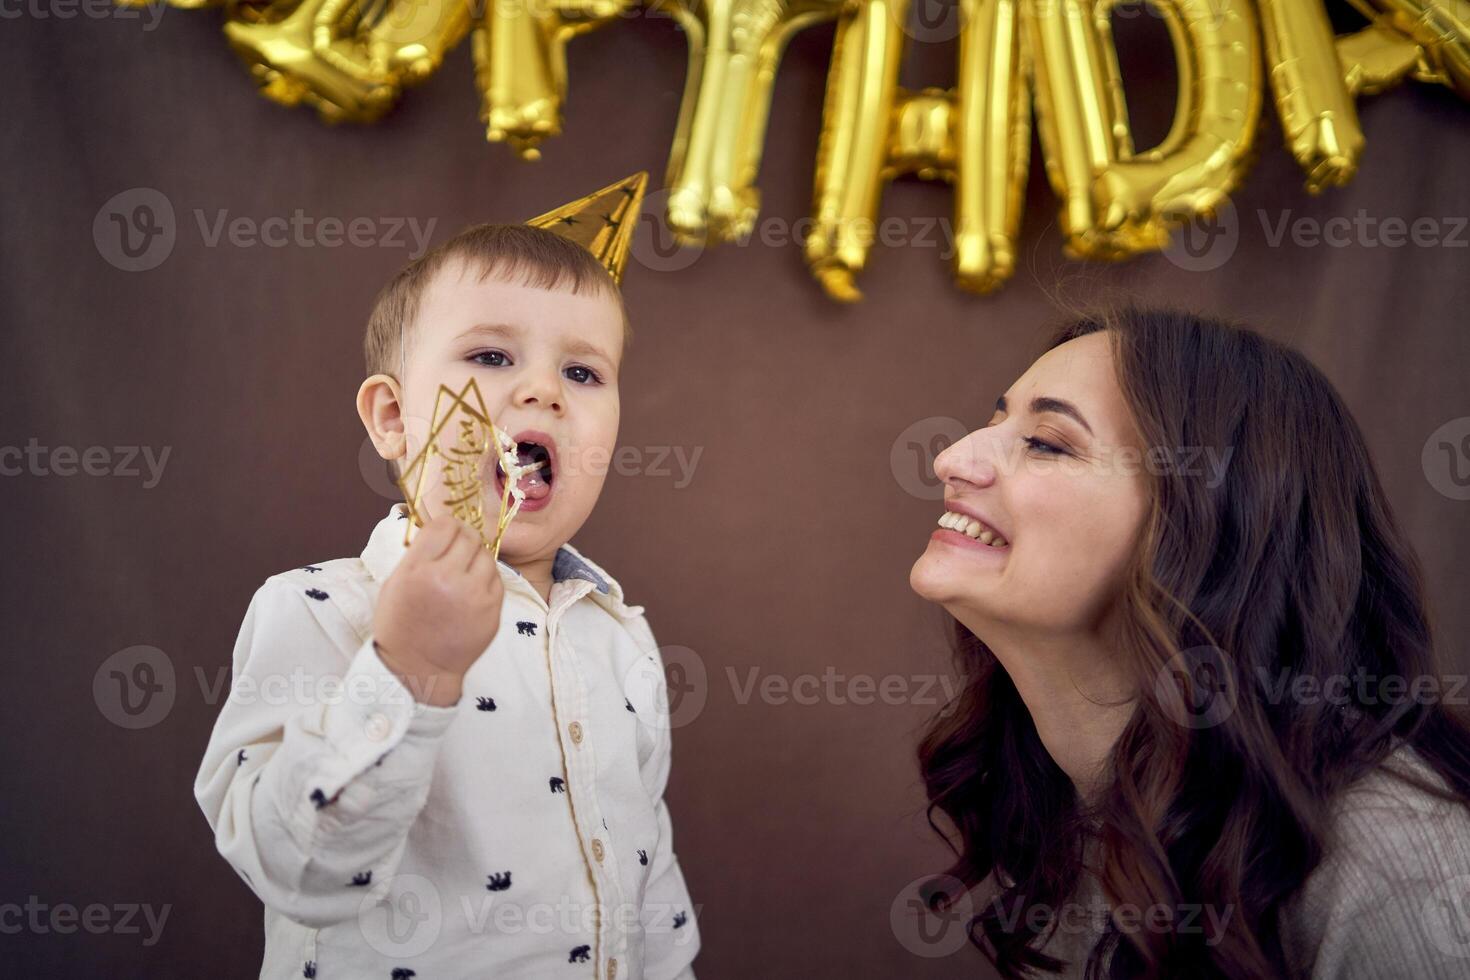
[526,172,648,285]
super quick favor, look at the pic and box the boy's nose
[512,372,563,413]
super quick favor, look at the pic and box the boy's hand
[372,515,504,707]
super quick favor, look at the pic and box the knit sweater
[1033,743,1470,978]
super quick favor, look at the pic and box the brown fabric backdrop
[3,7,1468,977]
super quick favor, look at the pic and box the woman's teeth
[938,510,1008,548]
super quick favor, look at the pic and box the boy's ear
[357,374,408,464]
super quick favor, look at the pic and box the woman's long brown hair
[918,308,1470,977]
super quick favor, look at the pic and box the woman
[909,308,1470,978]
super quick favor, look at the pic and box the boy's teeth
[937,511,1008,548]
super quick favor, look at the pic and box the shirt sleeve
[625,613,701,980]
[193,575,460,929]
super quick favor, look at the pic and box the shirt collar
[362,503,623,606]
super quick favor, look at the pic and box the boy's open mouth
[493,433,556,507]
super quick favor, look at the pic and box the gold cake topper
[397,377,538,559]
[526,171,648,285]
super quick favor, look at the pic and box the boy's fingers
[464,536,492,574]
[414,515,468,563]
[440,522,480,567]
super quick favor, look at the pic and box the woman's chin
[910,548,962,604]
[911,544,1003,609]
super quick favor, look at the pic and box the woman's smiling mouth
[932,508,1009,551]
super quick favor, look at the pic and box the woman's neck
[956,612,1136,800]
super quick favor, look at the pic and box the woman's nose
[934,428,999,489]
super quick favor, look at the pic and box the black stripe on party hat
[525,172,648,285]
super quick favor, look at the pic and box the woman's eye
[564,365,602,385]
[471,350,510,368]
[1023,435,1067,456]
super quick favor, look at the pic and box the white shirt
[195,503,700,980]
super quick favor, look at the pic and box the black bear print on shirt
[351,871,372,886]
[236,749,247,766]
[637,849,648,865]
[310,787,340,809]
[625,699,635,713]
[517,621,538,637]
[569,945,591,963]
[476,696,497,711]
[486,871,512,892]
[302,565,321,573]
[391,970,416,979]
[549,777,566,793]
[303,962,316,978]
[305,588,329,601]
[673,911,688,929]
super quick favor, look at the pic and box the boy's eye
[564,365,602,385]
[471,350,510,368]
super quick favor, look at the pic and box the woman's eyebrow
[995,394,1094,436]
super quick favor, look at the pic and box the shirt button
[365,712,391,741]
[591,838,605,863]
[568,721,583,744]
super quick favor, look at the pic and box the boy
[194,174,700,979]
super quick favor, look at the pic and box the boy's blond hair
[364,223,631,380]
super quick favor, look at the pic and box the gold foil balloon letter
[663,0,859,244]
[216,0,471,122]
[473,0,639,160]
[1026,0,1262,259]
